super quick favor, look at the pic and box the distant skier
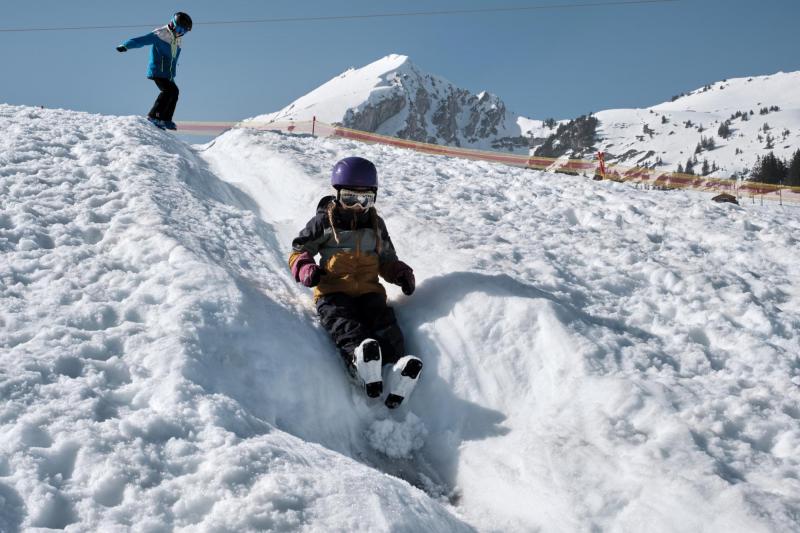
[116,12,193,130]
[289,157,422,408]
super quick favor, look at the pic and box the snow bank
[0,105,469,532]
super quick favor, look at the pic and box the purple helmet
[331,157,378,189]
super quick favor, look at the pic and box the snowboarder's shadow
[391,272,535,490]
[394,271,660,490]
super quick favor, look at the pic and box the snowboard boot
[164,120,178,131]
[147,116,167,130]
[385,356,423,409]
[354,339,383,398]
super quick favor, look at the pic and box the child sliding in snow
[289,157,422,408]
[116,12,193,130]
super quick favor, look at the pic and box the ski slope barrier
[178,118,800,206]
[1,104,799,531]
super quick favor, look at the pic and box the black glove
[306,266,322,288]
[397,269,415,296]
[116,45,127,52]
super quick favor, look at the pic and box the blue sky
[1,0,797,122]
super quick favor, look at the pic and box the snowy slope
[205,128,800,532]
[595,71,800,176]
[0,105,468,532]
[252,54,541,151]
[2,103,800,532]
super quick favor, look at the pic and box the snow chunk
[366,413,428,459]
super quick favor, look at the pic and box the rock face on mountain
[252,54,539,151]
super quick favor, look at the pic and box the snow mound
[366,413,428,459]
[0,104,470,532]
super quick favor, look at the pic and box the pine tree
[685,157,695,175]
[787,149,800,187]
[718,121,732,139]
[751,152,787,184]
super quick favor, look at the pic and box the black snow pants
[148,77,179,122]
[316,292,406,368]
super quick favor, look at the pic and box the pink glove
[292,251,322,287]
[299,263,321,287]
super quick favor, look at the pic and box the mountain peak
[253,55,528,150]
[369,53,412,72]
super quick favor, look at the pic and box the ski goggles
[174,24,188,36]
[338,188,376,210]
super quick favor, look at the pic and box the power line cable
[0,0,679,33]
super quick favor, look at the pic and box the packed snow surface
[2,104,800,532]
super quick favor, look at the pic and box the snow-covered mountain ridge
[256,55,799,178]
[252,54,546,151]
[2,103,800,531]
[593,70,800,177]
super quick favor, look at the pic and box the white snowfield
[596,71,800,175]
[1,103,799,532]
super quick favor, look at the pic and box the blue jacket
[122,26,182,80]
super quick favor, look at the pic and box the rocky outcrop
[256,55,537,152]
[342,91,407,133]
[534,115,599,158]
[337,58,528,150]
[397,86,434,143]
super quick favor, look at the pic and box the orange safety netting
[176,119,800,205]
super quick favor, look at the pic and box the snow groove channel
[203,127,800,533]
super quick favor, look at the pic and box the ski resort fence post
[598,151,606,180]
[312,116,316,137]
